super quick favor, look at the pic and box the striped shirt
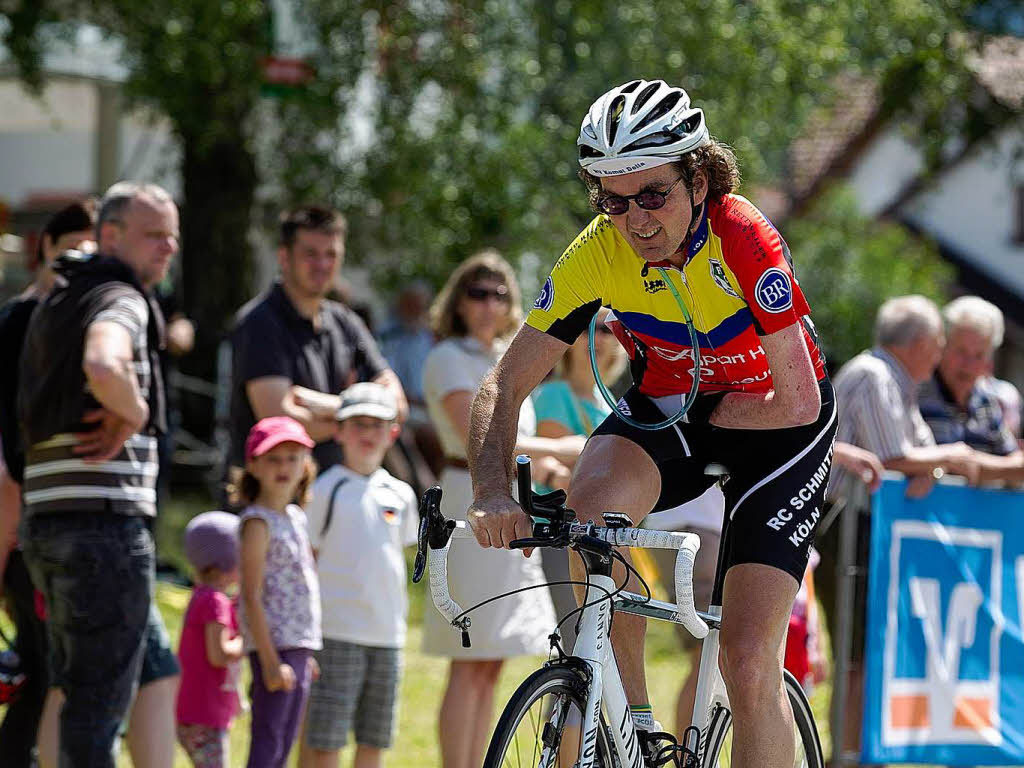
[23,293,159,517]
[827,346,935,503]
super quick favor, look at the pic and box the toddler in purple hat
[175,511,243,768]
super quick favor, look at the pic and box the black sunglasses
[465,285,511,303]
[597,177,685,216]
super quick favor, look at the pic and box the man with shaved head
[19,181,178,767]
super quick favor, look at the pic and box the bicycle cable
[589,266,702,431]
[553,546,653,639]
[449,537,658,646]
[452,579,613,629]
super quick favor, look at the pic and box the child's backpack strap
[321,476,352,540]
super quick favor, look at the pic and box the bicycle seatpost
[516,454,534,516]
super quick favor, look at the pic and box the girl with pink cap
[233,416,323,768]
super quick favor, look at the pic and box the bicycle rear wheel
[702,670,823,768]
[483,664,617,768]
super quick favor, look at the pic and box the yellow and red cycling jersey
[526,193,827,398]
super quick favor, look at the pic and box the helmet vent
[632,82,662,115]
[579,145,604,159]
[635,91,683,130]
[619,80,643,95]
[670,112,703,135]
[621,132,678,153]
[607,95,626,146]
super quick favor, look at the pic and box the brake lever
[413,486,446,584]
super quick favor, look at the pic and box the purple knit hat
[183,511,240,573]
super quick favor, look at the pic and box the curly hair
[429,249,523,341]
[579,137,741,213]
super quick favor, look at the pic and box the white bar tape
[597,528,709,639]
[428,541,467,629]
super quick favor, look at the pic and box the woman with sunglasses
[422,250,584,768]
[466,80,837,767]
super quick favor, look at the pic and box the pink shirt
[175,586,241,729]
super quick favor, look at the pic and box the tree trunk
[176,131,258,442]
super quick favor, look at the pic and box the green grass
[3,577,833,767]
[3,492,835,766]
[132,581,832,767]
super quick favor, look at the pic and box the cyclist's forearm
[468,367,520,499]
[710,388,818,430]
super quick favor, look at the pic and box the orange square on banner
[953,697,992,730]
[890,695,930,728]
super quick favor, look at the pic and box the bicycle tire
[483,664,619,768]
[702,670,823,768]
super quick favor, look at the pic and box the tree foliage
[287,0,1002,294]
[786,186,954,369]
[1,0,997,328]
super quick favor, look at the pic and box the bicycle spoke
[531,701,540,767]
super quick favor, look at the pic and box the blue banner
[863,478,1024,765]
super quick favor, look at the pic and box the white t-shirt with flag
[307,465,418,648]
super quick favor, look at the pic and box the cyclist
[467,79,837,768]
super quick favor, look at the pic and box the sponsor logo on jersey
[754,268,793,314]
[644,278,667,294]
[533,276,554,311]
[382,509,398,524]
[709,259,741,298]
[616,397,632,416]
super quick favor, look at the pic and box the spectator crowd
[0,183,1022,768]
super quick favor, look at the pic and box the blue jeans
[21,513,154,768]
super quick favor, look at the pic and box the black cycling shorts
[591,378,838,583]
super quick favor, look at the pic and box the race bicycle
[413,455,824,768]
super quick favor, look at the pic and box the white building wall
[0,79,96,201]
[0,77,180,206]
[900,123,1024,297]
[846,127,926,217]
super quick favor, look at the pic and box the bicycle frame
[568,499,738,767]
[566,577,728,768]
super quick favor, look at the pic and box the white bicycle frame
[427,520,730,768]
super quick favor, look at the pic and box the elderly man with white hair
[818,294,989,763]
[920,296,1023,462]
[830,295,986,499]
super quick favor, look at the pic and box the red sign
[262,56,314,87]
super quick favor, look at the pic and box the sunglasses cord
[588,267,701,431]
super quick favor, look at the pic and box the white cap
[336,382,398,422]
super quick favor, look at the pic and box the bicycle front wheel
[703,670,823,768]
[483,664,617,768]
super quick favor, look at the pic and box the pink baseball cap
[245,416,314,461]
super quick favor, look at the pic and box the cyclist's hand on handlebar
[467,493,535,555]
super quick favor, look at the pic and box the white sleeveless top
[422,336,537,459]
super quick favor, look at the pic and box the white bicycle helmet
[578,79,710,177]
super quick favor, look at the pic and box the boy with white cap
[301,382,418,768]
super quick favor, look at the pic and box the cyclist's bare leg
[719,563,800,768]
[566,435,661,706]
